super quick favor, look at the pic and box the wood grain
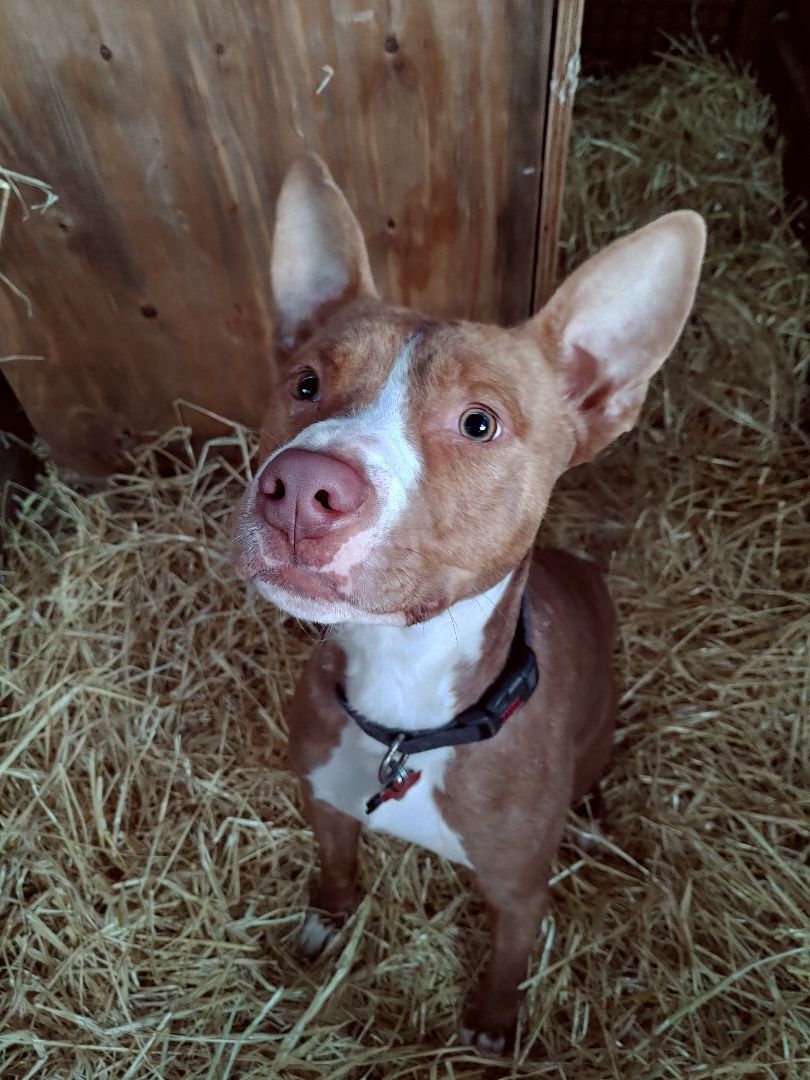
[533,0,584,310]
[0,0,561,474]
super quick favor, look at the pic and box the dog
[232,154,705,1053]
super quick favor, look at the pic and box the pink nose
[256,448,369,545]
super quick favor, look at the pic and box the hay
[0,166,58,318]
[1,43,808,1078]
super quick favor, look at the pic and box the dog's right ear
[271,153,378,348]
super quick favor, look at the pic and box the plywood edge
[532,0,584,312]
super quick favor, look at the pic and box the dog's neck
[334,557,531,733]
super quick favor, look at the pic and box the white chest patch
[307,574,513,868]
[309,726,471,866]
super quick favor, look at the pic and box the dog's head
[232,155,705,625]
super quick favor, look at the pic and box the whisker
[446,607,461,650]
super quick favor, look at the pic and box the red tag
[366,770,422,815]
[381,770,422,802]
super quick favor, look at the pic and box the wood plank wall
[0,0,564,475]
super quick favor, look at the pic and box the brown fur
[238,304,578,621]
[233,154,705,1054]
[440,549,616,1037]
[283,547,616,1043]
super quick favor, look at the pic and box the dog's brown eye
[294,370,320,401]
[459,406,499,442]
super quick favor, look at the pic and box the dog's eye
[459,406,499,442]
[293,369,320,401]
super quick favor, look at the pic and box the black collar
[336,595,539,756]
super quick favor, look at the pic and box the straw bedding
[1,45,808,1079]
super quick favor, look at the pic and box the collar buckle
[485,665,539,722]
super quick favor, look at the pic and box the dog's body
[286,547,616,1047]
[233,155,705,1051]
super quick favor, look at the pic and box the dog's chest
[306,583,511,868]
[308,726,471,866]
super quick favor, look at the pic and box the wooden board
[534,0,584,309]
[0,0,560,474]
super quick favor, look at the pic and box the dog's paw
[458,1023,509,1057]
[297,910,341,960]
[459,997,516,1057]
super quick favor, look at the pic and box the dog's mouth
[256,563,344,602]
[232,508,409,625]
[252,563,406,626]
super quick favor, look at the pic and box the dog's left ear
[528,211,706,466]
[271,153,378,347]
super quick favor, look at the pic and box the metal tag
[378,734,409,785]
[365,735,421,815]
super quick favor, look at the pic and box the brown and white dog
[232,155,705,1053]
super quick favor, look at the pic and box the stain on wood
[0,1,568,475]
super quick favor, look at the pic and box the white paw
[458,1025,507,1056]
[297,910,338,959]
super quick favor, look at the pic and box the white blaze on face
[253,334,423,581]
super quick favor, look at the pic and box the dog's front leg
[297,796,361,959]
[460,878,549,1055]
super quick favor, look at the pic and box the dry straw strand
[2,40,809,1080]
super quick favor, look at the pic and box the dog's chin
[253,577,406,626]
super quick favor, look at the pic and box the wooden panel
[0,0,556,474]
[534,0,584,309]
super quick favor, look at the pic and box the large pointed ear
[529,211,706,466]
[271,153,378,348]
